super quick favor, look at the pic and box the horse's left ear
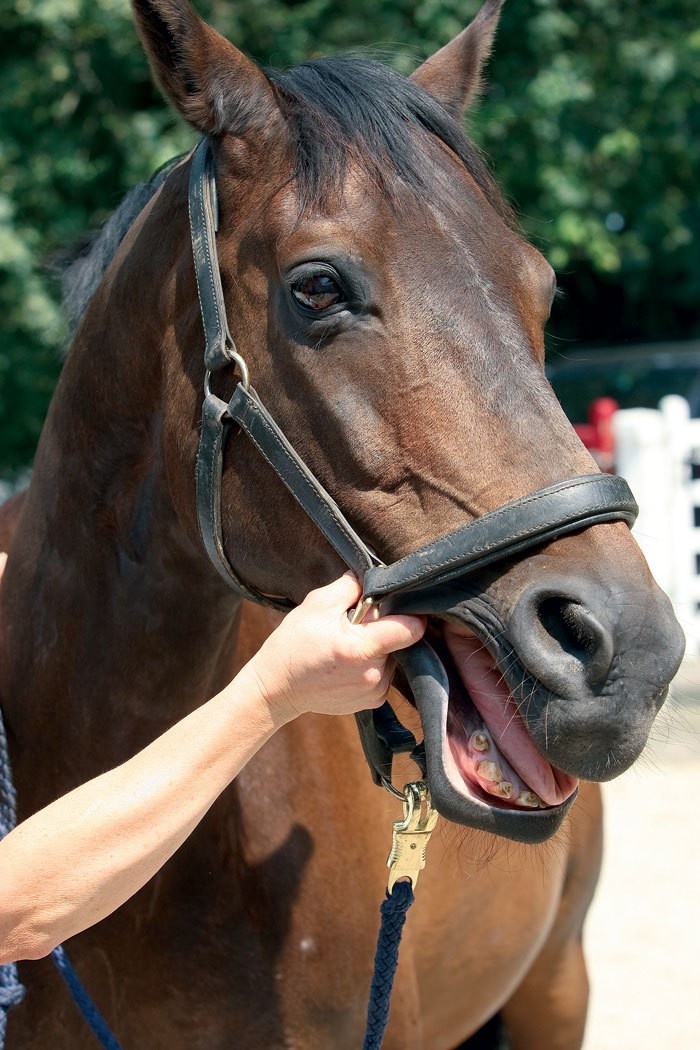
[410,0,505,119]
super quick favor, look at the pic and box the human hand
[244,574,426,724]
[0,553,6,581]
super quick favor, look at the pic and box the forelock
[265,55,513,221]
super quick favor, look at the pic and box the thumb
[355,614,427,657]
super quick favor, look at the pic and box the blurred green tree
[0,0,698,471]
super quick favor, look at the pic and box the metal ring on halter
[203,349,251,400]
[225,346,251,390]
[381,776,408,801]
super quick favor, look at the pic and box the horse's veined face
[134,0,684,838]
[212,143,592,558]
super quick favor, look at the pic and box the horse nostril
[535,597,614,689]
[538,598,596,658]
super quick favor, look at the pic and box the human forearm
[0,667,283,963]
[0,572,425,965]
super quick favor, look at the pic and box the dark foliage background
[1,0,698,471]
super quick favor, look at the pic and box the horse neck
[2,174,244,772]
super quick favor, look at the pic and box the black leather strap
[362,474,637,600]
[226,383,380,580]
[196,392,293,608]
[354,703,425,789]
[190,138,380,594]
[188,139,237,373]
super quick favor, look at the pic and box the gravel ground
[582,656,700,1049]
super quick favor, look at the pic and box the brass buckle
[387,781,439,891]
[348,594,377,625]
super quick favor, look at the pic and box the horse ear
[410,0,505,119]
[132,0,278,136]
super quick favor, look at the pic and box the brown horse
[0,0,684,1046]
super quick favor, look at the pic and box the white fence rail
[614,395,700,654]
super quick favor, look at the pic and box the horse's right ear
[410,0,505,119]
[132,0,279,137]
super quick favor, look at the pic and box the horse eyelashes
[291,273,344,311]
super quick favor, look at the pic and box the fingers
[355,614,427,657]
[303,575,426,654]
[301,572,362,614]
[0,552,7,579]
[297,574,426,660]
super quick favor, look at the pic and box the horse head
[127,0,684,842]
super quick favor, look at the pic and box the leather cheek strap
[195,383,381,604]
[188,139,234,373]
[196,391,293,607]
[225,384,380,579]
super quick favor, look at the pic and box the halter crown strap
[190,139,380,602]
[192,138,286,605]
[188,138,235,373]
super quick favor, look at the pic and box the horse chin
[396,622,579,844]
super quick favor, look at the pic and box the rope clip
[387,781,438,892]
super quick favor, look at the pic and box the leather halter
[188,138,638,791]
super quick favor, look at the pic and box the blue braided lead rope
[363,879,415,1050]
[0,711,18,837]
[0,976,25,1045]
[50,947,122,1050]
[0,707,26,1044]
[0,706,122,1050]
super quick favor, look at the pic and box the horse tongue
[444,625,578,807]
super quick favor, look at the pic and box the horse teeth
[476,760,503,783]
[491,781,514,799]
[470,731,491,753]
[515,791,542,809]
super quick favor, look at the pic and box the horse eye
[291,274,344,312]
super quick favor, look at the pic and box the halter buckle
[387,781,438,891]
[348,594,378,625]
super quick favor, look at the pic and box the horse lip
[394,637,576,844]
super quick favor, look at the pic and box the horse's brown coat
[0,507,601,1047]
[0,2,684,1046]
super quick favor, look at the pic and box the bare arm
[0,568,424,963]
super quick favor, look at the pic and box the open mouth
[435,620,578,812]
[391,616,579,836]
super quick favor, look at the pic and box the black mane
[58,156,181,339]
[266,55,513,221]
